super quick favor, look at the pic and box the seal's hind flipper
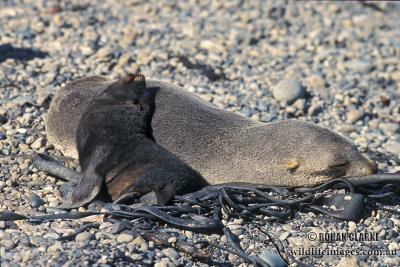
[33,153,82,184]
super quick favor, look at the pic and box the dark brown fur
[61,74,208,208]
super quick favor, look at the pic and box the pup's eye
[144,91,150,96]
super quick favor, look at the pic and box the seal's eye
[331,162,349,169]
[328,162,349,177]
[144,91,150,96]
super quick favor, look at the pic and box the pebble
[272,78,305,104]
[391,218,400,228]
[308,74,326,88]
[167,236,177,244]
[348,221,357,232]
[30,236,45,247]
[1,239,15,249]
[30,137,44,149]
[43,232,60,240]
[373,225,383,234]
[388,242,399,251]
[389,70,400,81]
[75,232,95,242]
[379,122,400,135]
[18,143,29,150]
[130,253,144,261]
[278,232,290,242]
[384,140,400,156]
[130,235,146,246]
[344,59,372,73]
[259,250,287,267]
[117,233,134,243]
[287,236,307,247]
[47,242,63,253]
[308,104,323,116]
[162,248,180,260]
[154,261,175,267]
[346,108,364,123]
[384,257,400,266]
[337,124,356,133]
[28,194,45,208]
[337,256,362,267]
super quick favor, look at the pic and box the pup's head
[103,73,148,106]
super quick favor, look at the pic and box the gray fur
[46,76,377,187]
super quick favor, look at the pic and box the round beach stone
[259,250,287,267]
[383,140,400,156]
[308,74,326,88]
[75,232,95,242]
[117,233,134,243]
[28,194,45,208]
[272,78,305,104]
[390,70,400,81]
[30,138,44,149]
[337,256,362,267]
[162,248,180,260]
[379,122,400,135]
[47,242,63,252]
[346,108,364,123]
[344,59,372,73]
[1,239,15,249]
[308,104,323,116]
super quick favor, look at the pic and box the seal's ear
[123,73,135,83]
[284,160,300,174]
[59,170,103,209]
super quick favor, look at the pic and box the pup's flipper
[115,169,176,205]
[59,168,103,209]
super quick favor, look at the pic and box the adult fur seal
[62,74,208,208]
[47,76,378,188]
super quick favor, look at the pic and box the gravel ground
[1,0,400,266]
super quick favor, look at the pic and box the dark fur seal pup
[62,74,208,208]
[47,76,378,188]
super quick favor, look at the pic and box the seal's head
[100,73,148,107]
[269,120,378,186]
[228,120,378,187]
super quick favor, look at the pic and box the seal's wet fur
[62,74,208,208]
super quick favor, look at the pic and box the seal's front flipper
[132,171,177,205]
[60,169,103,209]
[115,170,177,205]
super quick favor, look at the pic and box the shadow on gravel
[0,43,48,63]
